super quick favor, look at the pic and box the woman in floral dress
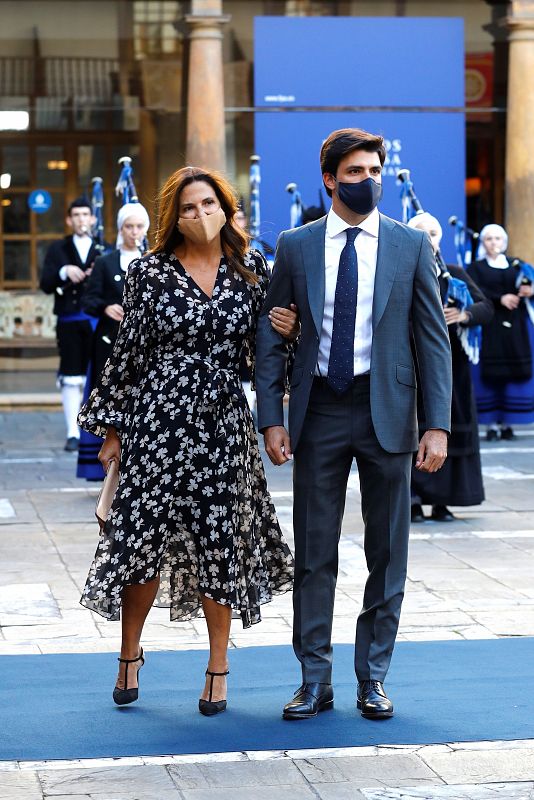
[78,167,296,715]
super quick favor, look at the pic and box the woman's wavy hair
[150,166,257,284]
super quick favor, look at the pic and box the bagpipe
[398,167,423,221]
[512,258,534,326]
[115,156,148,255]
[115,155,139,204]
[285,183,303,228]
[397,169,448,274]
[90,177,105,256]
[285,182,327,229]
[246,157,327,258]
[397,168,482,364]
[56,184,104,297]
[248,155,264,254]
[244,155,275,257]
[448,216,478,268]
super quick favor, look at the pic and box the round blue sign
[28,189,52,214]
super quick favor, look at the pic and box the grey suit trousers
[292,375,411,684]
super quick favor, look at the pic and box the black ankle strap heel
[199,668,229,717]
[113,648,145,706]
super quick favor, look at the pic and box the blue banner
[254,17,464,109]
[254,17,465,264]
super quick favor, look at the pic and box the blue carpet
[1,638,532,762]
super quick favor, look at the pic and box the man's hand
[105,304,124,322]
[501,293,520,310]
[443,306,469,326]
[415,429,448,473]
[269,304,300,340]
[64,265,87,283]
[264,425,292,465]
[518,284,534,298]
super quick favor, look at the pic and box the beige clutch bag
[95,459,119,531]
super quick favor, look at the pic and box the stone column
[505,0,534,261]
[185,0,230,172]
[483,1,509,222]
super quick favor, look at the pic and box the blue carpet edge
[1,638,533,762]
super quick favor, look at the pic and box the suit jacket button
[309,370,314,377]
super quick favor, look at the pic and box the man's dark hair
[67,196,92,215]
[320,128,386,197]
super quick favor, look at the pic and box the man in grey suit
[256,128,452,720]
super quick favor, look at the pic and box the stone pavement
[1,411,534,798]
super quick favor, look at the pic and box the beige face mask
[178,207,226,245]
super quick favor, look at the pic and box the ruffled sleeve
[78,258,151,438]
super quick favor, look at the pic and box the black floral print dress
[78,249,294,627]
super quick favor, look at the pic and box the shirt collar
[486,254,509,269]
[326,206,380,239]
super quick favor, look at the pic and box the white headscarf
[116,202,150,249]
[407,212,443,241]
[478,224,508,268]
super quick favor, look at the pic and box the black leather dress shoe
[357,680,393,719]
[283,682,334,720]
[500,426,515,441]
[431,504,455,522]
[411,503,425,523]
[486,428,499,442]
[64,437,79,452]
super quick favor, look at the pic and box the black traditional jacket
[40,236,99,317]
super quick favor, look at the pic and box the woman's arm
[77,258,150,439]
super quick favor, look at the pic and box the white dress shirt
[316,206,379,377]
[73,233,92,264]
[59,234,92,281]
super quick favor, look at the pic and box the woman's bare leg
[116,576,160,689]
[200,595,232,702]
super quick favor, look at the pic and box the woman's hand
[443,306,469,326]
[518,284,534,298]
[501,293,520,310]
[104,304,124,322]
[269,304,300,340]
[99,426,121,472]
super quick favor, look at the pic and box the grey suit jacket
[255,213,452,454]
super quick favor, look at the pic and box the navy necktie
[327,227,361,394]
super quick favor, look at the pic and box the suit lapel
[372,214,400,330]
[111,250,122,276]
[65,236,81,268]
[109,250,124,293]
[65,236,96,269]
[86,243,98,267]
[301,217,327,336]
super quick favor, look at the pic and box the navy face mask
[337,177,383,215]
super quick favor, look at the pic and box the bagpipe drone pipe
[397,168,481,364]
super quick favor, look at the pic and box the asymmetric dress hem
[77,249,294,628]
